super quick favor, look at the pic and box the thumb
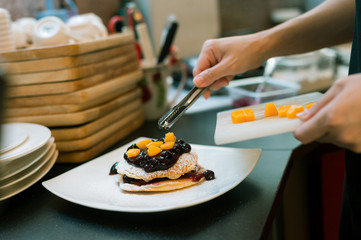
[298,80,342,121]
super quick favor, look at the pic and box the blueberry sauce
[121,167,216,186]
[123,139,191,172]
[109,162,118,175]
[204,170,216,180]
[122,175,164,186]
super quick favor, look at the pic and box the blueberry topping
[124,138,191,172]
[109,162,119,175]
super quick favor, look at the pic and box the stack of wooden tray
[1,32,144,163]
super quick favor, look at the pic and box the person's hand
[192,34,267,99]
[294,74,361,153]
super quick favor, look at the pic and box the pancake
[116,152,198,181]
[118,165,206,192]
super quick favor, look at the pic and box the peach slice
[286,105,304,119]
[164,132,176,142]
[146,141,163,148]
[231,108,255,123]
[160,141,175,150]
[305,102,316,110]
[231,109,246,123]
[264,102,278,117]
[136,139,152,149]
[126,148,140,158]
[244,108,255,121]
[147,145,162,157]
[278,105,291,118]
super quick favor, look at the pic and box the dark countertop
[0,108,302,240]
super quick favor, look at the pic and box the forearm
[258,0,355,60]
[192,0,356,91]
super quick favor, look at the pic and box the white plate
[0,138,54,180]
[0,124,28,154]
[0,123,51,163]
[42,137,261,212]
[0,143,56,188]
[0,149,58,201]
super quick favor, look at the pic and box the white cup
[16,17,37,43]
[33,16,73,47]
[67,13,108,41]
[12,22,27,48]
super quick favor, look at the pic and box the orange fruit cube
[126,148,140,158]
[286,105,304,119]
[305,102,316,110]
[278,105,291,118]
[231,108,255,123]
[146,141,163,148]
[264,102,278,117]
[164,132,176,142]
[244,108,255,121]
[136,139,152,149]
[160,141,175,150]
[231,109,244,123]
[231,111,246,123]
[147,145,162,157]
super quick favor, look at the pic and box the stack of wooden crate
[1,31,144,163]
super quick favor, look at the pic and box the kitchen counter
[0,107,305,240]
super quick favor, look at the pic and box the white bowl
[67,13,107,41]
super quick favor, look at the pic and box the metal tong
[158,86,208,130]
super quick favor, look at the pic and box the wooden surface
[51,99,142,141]
[4,88,142,127]
[1,44,135,74]
[214,92,323,145]
[0,32,134,62]
[6,51,137,86]
[55,109,143,152]
[56,112,144,163]
[6,83,136,117]
[5,70,142,109]
[5,61,139,98]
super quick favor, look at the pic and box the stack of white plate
[0,123,58,200]
[0,8,15,53]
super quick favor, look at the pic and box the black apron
[339,0,361,239]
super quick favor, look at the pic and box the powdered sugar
[116,152,198,181]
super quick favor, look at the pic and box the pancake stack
[110,132,215,192]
